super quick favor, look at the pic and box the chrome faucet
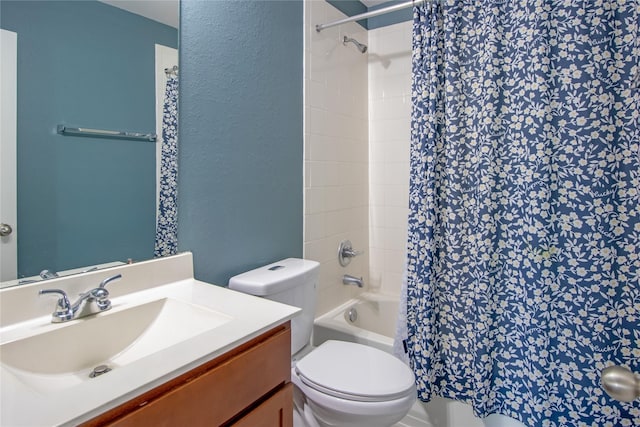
[342,274,364,288]
[39,274,122,323]
[17,268,60,285]
[39,269,59,279]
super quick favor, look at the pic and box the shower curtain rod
[165,65,178,76]
[315,0,426,32]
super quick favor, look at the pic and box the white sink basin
[0,298,231,393]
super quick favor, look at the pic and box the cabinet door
[231,384,293,427]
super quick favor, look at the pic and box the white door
[0,29,18,282]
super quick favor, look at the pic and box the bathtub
[313,293,525,427]
[313,292,397,353]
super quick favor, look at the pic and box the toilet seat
[294,340,415,402]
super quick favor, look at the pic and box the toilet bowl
[228,258,416,427]
[291,340,416,427]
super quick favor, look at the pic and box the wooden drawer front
[231,383,293,427]
[108,326,291,427]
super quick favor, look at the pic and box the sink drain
[89,364,112,378]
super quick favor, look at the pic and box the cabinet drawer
[88,324,291,426]
[231,383,293,427]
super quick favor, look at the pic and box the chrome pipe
[57,125,157,142]
[343,274,364,288]
[164,65,178,76]
[316,0,426,33]
[343,36,368,53]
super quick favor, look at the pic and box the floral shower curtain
[154,74,179,257]
[404,1,639,426]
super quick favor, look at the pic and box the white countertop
[0,253,300,426]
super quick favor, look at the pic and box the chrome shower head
[343,36,368,54]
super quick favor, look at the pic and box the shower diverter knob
[338,240,364,267]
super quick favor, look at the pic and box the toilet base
[308,399,408,427]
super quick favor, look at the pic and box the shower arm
[343,36,367,53]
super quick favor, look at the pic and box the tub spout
[342,274,363,288]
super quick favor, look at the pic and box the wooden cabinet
[82,322,292,427]
[233,384,293,427]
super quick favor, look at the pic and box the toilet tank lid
[228,258,320,296]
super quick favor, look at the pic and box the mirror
[0,0,179,287]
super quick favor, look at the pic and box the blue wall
[366,0,413,30]
[1,1,177,277]
[327,1,369,28]
[178,0,304,286]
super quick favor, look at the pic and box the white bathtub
[314,292,397,353]
[313,293,525,427]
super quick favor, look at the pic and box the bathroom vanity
[83,322,292,426]
[0,253,299,426]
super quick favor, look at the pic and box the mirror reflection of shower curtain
[154,75,178,257]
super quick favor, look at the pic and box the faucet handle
[39,288,74,322]
[91,274,121,310]
[343,248,364,258]
[338,240,365,267]
[99,274,122,289]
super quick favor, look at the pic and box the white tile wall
[304,0,412,312]
[368,21,412,296]
[304,0,370,316]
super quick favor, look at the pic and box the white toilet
[229,258,416,427]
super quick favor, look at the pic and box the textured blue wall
[1,1,177,277]
[178,0,304,286]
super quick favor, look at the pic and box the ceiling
[99,0,179,28]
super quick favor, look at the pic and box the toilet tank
[228,258,320,355]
